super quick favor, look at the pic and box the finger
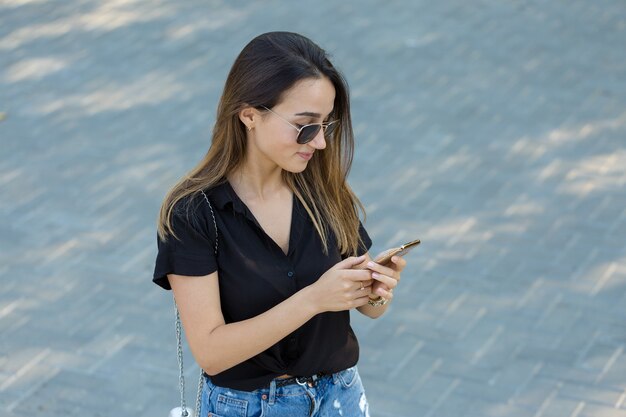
[355,279,375,292]
[382,289,394,300]
[334,255,367,270]
[372,281,390,292]
[354,285,373,298]
[365,261,399,279]
[373,286,394,300]
[390,256,407,272]
[344,269,377,282]
[353,293,374,308]
[370,272,398,289]
[351,256,370,270]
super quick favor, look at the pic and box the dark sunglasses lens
[297,125,321,144]
[325,122,338,137]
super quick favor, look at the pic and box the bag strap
[174,190,218,417]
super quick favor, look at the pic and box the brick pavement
[1,1,625,416]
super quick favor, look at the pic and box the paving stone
[1,0,625,416]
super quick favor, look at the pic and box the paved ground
[1,1,625,416]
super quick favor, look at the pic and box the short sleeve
[152,198,218,290]
[341,220,372,259]
[356,220,373,256]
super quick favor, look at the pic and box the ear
[238,106,258,131]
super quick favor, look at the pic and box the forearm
[200,287,317,375]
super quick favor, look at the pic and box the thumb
[333,255,367,270]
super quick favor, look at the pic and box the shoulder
[168,187,221,241]
[173,186,220,219]
[172,193,203,225]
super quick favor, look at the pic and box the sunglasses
[261,106,339,144]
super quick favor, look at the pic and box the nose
[308,128,327,150]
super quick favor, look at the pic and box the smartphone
[374,238,421,265]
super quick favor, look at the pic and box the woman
[153,31,407,417]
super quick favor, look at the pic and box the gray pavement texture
[1,0,625,416]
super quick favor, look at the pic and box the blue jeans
[201,366,370,417]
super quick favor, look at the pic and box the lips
[297,152,314,161]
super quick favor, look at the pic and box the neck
[228,160,287,202]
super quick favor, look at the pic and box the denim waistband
[202,370,334,391]
[203,367,355,400]
[274,371,330,388]
[201,366,364,415]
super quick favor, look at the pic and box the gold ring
[360,282,365,291]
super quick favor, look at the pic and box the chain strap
[174,190,218,417]
[174,299,189,417]
[201,190,219,256]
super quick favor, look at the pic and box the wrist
[297,285,322,316]
[368,288,393,306]
[368,295,388,307]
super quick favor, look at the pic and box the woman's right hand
[306,255,373,313]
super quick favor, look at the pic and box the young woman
[154,31,407,417]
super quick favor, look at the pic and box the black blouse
[153,181,372,391]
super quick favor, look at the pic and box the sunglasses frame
[260,106,339,144]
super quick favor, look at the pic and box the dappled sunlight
[503,200,545,217]
[0,347,51,393]
[487,220,532,235]
[0,20,72,50]
[108,143,197,192]
[113,161,166,183]
[559,150,626,197]
[0,0,47,7]
[579,259,624,296]
[165,9,249,41]
[509,136,548,160]
[422,216,477,242]
[546,111,626,146]
[505,111,626,198]
[403,32,442,48]
[29,71,187,116]
[437,148,479,173]
[419,215,495,256]
[13,230,120,269]
[113,142,184,163]
[82,0,174,31]
[3,57,69,82]
[0,166,21,187]
[0,1,173,50]
[44,239,82,262]
[536,158,564,182]
[508,111,626,163]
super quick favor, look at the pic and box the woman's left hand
[366,256,407,301]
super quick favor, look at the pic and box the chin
[286,165,308,174]
[276,153,314,174]
[280,161,309,174]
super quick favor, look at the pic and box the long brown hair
[157,31,365,255]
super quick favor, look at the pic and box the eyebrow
[294,111,322,118]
